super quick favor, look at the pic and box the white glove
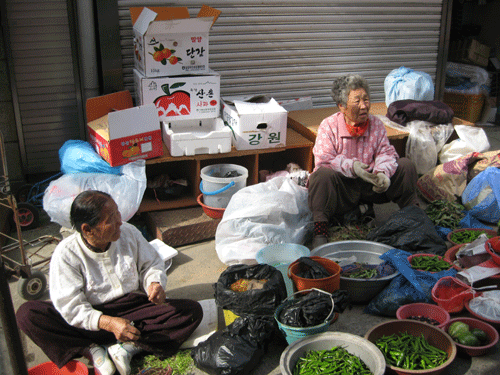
[372,173,391,193]
[353,161,377,184]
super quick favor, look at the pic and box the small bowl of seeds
[396,303,451,329]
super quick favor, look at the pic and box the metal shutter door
[117,0,443,107]
[4,0,84,174]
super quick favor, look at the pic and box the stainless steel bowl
[310,240,399,303]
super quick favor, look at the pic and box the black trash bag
[294,257,331,279]
[278,290,333,327]
[213,264,287,316]
[191,315,276,375]
[366,205,447,255]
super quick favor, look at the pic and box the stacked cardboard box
[130,5,232,157]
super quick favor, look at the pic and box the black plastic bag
[213,264,287,316]
[191,315,275,375]
[366,205,447,255]
[294,257,331,279]
[278,290,333,327]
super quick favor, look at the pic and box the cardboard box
[162,117,232,157]
[450,38,491,67]
[86,91,163,167]
[222,96,288,150]
[130,6,221,77]
[134,69,221,121]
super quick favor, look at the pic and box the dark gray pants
[308,157,418,223]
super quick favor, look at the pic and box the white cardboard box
[134,69,221,121]
[162,117,232,157]
[129,6,220,77]
[221,96,288,150]
[86,91,163,167]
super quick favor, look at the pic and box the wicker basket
[443,91,485,123]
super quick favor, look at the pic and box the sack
[191,315,276,375]
[43,160,147,228]
[215,177,313,265]
[365,248,457,317]
[461,167,500,224]
[366,205,448,255]
[59,140,122,175]
[439,125,490,164]
[417,150,500,202]
[213,264,287,317]
[384,67,434,107]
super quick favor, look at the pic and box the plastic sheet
[384,66,434,107]
[462,167,500,224]
[468,291,500,321]
[59,140,122,175]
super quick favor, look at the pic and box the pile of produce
[293,347,373,375]
[447,321,489,346]
[449,229,495,244]
[375,332,448,370]
[425,200,465,230]
[410,255,452,272]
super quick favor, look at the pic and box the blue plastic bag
[59,140,122,175]
[384,67,435,107]
[364,248,457,317]
[462,167,500,224]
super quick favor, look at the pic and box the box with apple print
[134,69,221,121]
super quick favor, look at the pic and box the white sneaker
[88,344,116,375]
[108,342,142,375]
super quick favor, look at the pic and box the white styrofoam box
[221,96,287,150]
[149,239,178,270]
[134,69,220,121]
[162,117,232,157]
[130,6,219,77]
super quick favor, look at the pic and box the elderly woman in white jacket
[16,190,202,375]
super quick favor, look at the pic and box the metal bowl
[310,240,399,303]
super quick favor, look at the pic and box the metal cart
[0,131,60,300]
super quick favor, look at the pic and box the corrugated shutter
[4,0,84,174]
[117,0,443,107]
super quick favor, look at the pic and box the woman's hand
[147,282,166,305]
[98,315,140,342]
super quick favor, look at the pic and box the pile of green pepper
[425,200,465,230]
[375,332,448,370]
[293,346,373,375]
[410,255,451,272]
[449,229,492,244]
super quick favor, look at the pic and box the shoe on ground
[108,342,142,375]
[87,344,115,375]
[312,234,328,249]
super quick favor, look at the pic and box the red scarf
[345,118,369,137]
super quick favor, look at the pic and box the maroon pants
[16,293,203,368]
[308,157,418,223]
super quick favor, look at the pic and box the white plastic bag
[215,177,313,265]
[439,125,490,163]
[468,291,500,321]
[384,67,434,107]
[405,121,438,175]
[43,160,147,228]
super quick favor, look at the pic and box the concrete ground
[2,124,500,375]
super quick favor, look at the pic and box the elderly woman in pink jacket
[309,74,419,248]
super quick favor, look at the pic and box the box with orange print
[133,69,221,121]
[130,6,220,77]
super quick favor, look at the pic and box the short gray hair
[331,74,370,107]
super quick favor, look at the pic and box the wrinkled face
[339,88,370,126]
[88,199,122,246]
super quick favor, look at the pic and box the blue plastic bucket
[200,164,248,209]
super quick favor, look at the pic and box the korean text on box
[222,97,287,150]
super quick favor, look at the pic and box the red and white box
[134,69,220,121]
[86,91,163,167]
[129,6,220,77]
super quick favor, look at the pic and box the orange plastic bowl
[197,194,225,219]
[29,361,88,375]
[485,236,500,266]
[442,317,499,356]
[396,303,451,329]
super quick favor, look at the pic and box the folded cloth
[386,99,454,125]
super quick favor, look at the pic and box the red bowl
[197,194,225,219]
[465,298,500,329]
[407,253,452,273]
[447,228,498,246]
[29,361,88,375]
[441,317,499,356]
[485,236,500,266]
[396,303,450,329]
